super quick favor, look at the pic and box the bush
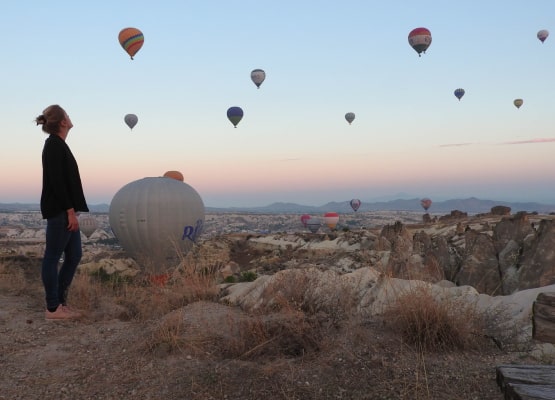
[239,271,257,282]
[385,284,484,351]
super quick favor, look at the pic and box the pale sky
[2,1,555,207]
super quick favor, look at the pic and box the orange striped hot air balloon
[323,212,339,230]
[163,170,184,182]
[118,27,144,60]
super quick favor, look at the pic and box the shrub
[385,284,485,351]
[239,271,257,282]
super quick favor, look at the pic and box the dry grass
[384,284,486,351]
[1,252,515,399]
[0,258,27,294]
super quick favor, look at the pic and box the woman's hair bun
[35,115,47,126]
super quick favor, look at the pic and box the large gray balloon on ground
[109,177,205,270]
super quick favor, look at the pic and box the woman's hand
[67,209,79,232]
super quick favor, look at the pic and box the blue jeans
[41,212,82,310]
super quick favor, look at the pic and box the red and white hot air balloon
[323,212,340,230]
[408,27,432,56]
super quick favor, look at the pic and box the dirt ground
[0,260,537,400]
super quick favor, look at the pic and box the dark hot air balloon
[124,114,138,130]
[454,88,465,101]
[537,29,549,43]
[350,199,361,212]
[227,107,244,128]
[345,112,355,125]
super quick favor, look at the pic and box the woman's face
[63,112,73,130]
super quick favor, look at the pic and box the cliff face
[214,212,555,296]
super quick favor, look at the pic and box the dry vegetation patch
[385,284,486,351]
[0,254,524,399]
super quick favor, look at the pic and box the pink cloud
[499,138,555,145]
[438,142,475,148]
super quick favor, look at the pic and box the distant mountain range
[1,197,554,215]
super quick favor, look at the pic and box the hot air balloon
[109,177,205,271]
[345,112,355,125]
[408,27,432,56]
[118,28,144,60]
[300,214,311,228]
[454,88,465,101]
[227,106,244,128]
[79,215,98,238]
[323,212,339,230]
[163,170,184,182]
[350,199,361,212]
[420,198,432,211]
[514,99,523,109]
[306,217,321,233]
[537,29,549,43]
[251,69,266,89]
[124,114,138,130]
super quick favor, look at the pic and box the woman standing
[36,105,89,320]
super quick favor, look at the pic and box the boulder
[491,205,511,216]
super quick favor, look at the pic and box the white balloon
[79,215,98,238]
[109,177,205,270]
[250,69,266,88]
[306,217,321,233]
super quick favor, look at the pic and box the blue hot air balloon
[454,88,465,101]
[227,107,244,128]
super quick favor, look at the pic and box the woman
[36,105,89,320]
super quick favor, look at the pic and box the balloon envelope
[118,27,144,59]
[79,215,98,238]
[227,106,244,128]
[454,88,465,101]
[109,177,205,271]
[163,170,184,182]
[421,198,432,211]
[306,218,321,233]
[350,199,361,212]
[514,99,523,109]
[408,27,432,56]
[251,69,266,88]
[300,214,311,227]
[124,114,138,130]
[323,212,339,230]
[537,29,549,43]
[345,112,355,125]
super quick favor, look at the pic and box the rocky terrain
[1,208,555,399]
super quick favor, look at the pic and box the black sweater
[40,134,89,219]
